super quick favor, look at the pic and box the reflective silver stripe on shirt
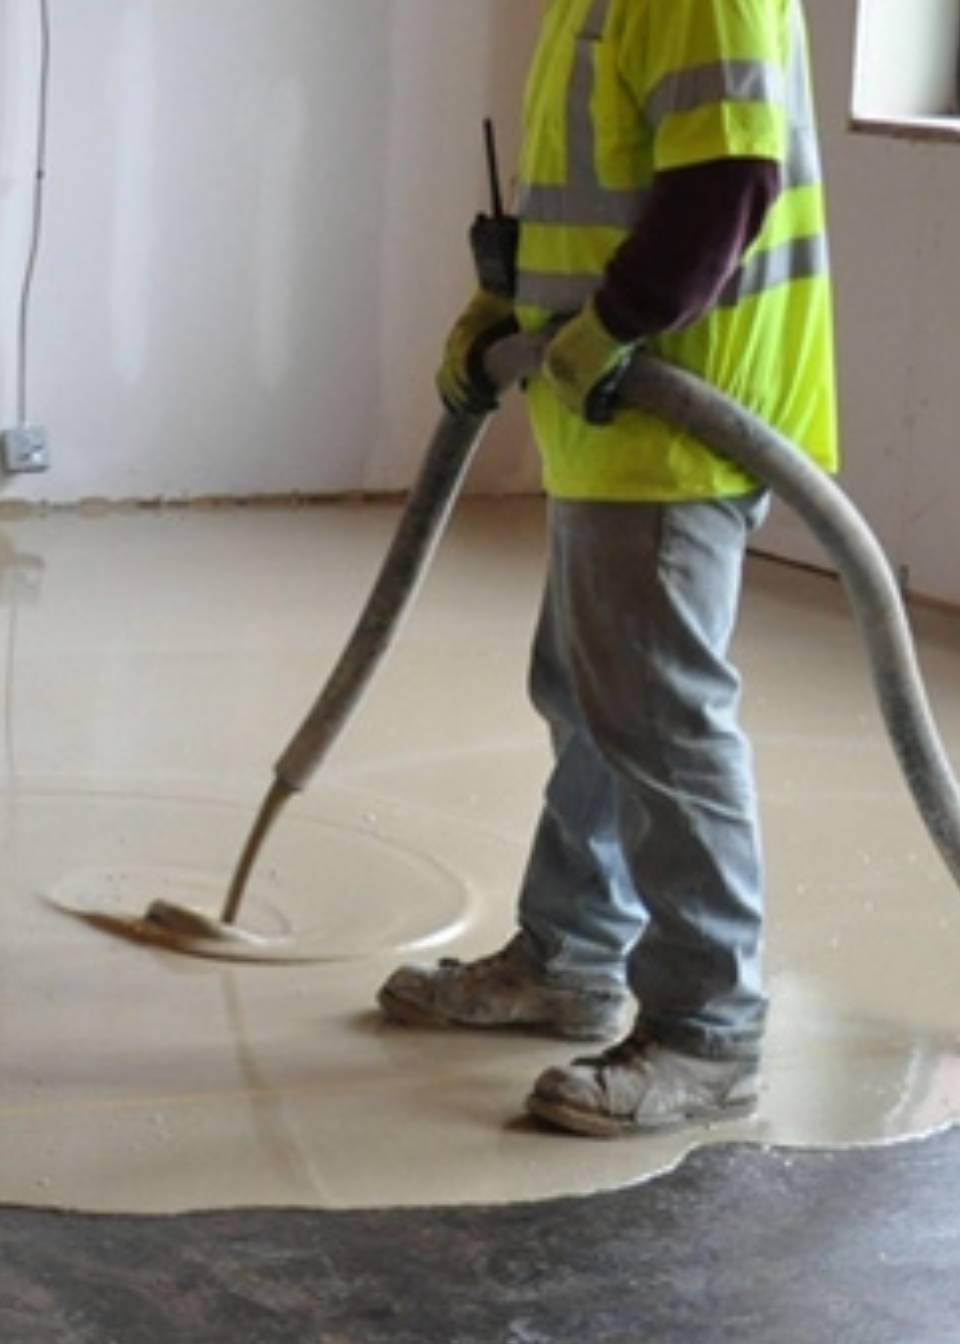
[515,269,600,314]
[715,233,829,309]
[785,0,822,189]
[516,182,647,229]
[644,61,786,129]
[579,0,612,43]
[567,0,614,190]
[518,0,624,228]
[789,127,820,188]
[643,9,821,190]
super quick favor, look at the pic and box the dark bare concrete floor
[3,1126,960,1343]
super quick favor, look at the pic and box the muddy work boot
[377,943,628,1041]
[527,1032,760,1137]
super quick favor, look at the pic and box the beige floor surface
[0,498,958,1213]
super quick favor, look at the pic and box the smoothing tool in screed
[140,398,500,961]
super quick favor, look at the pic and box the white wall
[0,0,541,503]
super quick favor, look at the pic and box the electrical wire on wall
[16,0,52,429]
[1,0,52,777]
[2,0,52,473]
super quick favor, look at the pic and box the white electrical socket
[2,425,50,473]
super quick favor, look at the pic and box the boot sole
[378,988,622,1042]
[526,1091,758,1138]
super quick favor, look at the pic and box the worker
[378,0,838,1137]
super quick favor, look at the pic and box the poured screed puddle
[0,502,959,1213]
[38,787,473,962]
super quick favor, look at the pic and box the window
[853,0,960,142]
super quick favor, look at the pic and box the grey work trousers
[516,493,770,1061]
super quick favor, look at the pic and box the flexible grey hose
[274,407,493,789]
[238,335,959,929]
[621,354,960,888]
[221,408,494,923]
[492,334,960,889]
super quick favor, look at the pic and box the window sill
[850,113,960,145]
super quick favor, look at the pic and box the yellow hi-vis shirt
[516,0,839,501]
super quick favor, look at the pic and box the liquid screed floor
[0,498,958,1213]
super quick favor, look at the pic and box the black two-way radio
[469,119,520,298]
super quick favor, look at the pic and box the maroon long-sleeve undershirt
[593,158,783,343]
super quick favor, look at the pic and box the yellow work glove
[543,301,636,425]
[437,290,518,415]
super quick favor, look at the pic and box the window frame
[850,0,960,144]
